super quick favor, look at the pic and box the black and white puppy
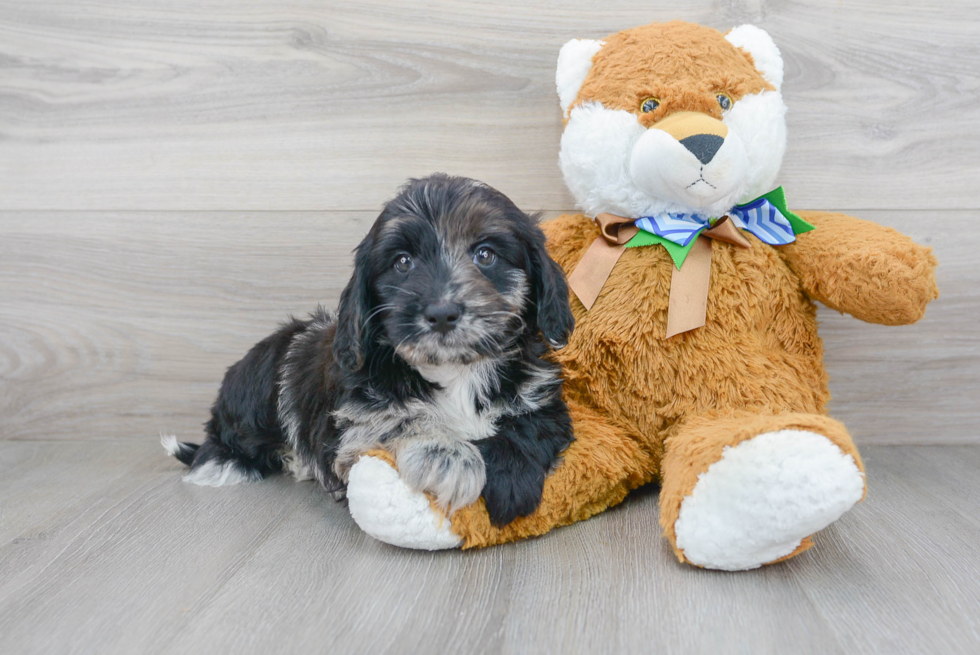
[163,174,575,526]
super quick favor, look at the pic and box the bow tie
[567,187,815,338]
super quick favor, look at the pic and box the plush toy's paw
[673,430,865,571]
[346,455,463,550]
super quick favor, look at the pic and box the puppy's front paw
[481,473,545,527]
[477,441,547,527]
[397,439,486,514]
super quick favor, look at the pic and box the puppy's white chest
[416,362,498,441]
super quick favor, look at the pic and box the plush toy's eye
[717,94,733,111]
[473,246,497,267]
[639,97,660,113]
[393,253,414,274]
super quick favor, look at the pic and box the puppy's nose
[679,134,724,165]
[424,302,462,334]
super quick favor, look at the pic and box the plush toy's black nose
[680,134,724,165]
[424,302,462,334]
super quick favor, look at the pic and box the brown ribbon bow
[567,212,752,338]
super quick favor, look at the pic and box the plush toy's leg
[346,450,463,550]
[345,400,654,549]
[660,412,866,571]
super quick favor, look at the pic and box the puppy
[163,174,575,526]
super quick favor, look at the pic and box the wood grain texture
[1,209,975,446]
[2,4,977,653]
[1,441,978,654]
[1,0,978,211]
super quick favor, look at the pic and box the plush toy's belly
[549,222,830,444]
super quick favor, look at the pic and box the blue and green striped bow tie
[625,187,815,270]
[566,186,818,334]
[637,197,795,247]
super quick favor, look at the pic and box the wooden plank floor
[0,441,977,655]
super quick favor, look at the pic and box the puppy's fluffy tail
[161,433,269,487]
[161,434,200,466]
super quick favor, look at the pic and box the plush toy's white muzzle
[629,123,748,211]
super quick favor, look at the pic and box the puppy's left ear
[333,233,375,372]
[526,227,574,349]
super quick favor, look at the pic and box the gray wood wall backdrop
[1,0,978,445]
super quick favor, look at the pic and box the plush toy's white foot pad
[674,430,865,571]
[347,455,463,550]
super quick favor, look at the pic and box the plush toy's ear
[726,25,783,91]
[556,38,604,117]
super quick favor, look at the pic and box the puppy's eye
[473,246,496,267]
[717,94,733,111]
[393,253,414,274]
[639,97,660,113]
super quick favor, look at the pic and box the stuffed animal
[343,20,939,570]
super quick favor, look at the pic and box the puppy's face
[334,175,573,370]
[371,207,529,366]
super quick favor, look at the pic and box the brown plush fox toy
[343,21,939,570]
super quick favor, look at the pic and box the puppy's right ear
[333,234,374,372]
[525,225,574,350]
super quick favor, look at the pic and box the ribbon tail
[665,236,712,338]
[704,215,751,248]
[568,236,628,310]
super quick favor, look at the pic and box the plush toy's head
[557,21,787,219]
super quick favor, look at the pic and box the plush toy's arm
[777,211,938,325]
[346,398,655,550]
